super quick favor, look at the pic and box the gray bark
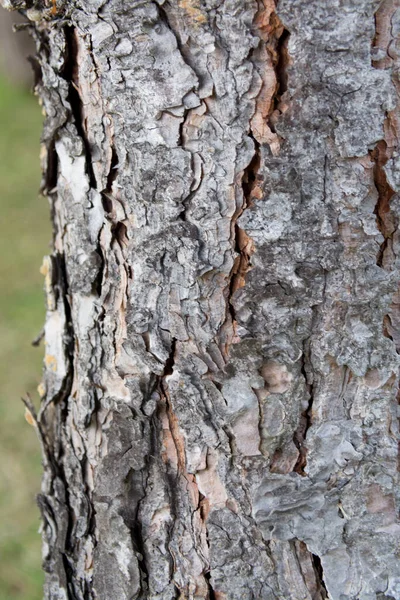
[3,0,400,598]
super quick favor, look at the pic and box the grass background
[0,74,49,599]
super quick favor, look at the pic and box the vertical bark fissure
[157,340,217,597]
[250,0,291,152]
[43,138,59,194]
[203,571,216,600]
[268,26,290,135]
[63,25,96,190]
[101,144,119,212]
[274,27,290,97]
[226,2,291,341]
[311,553,328,599]
[157,338,187,591]
[158,338,184,474]
[130,476,151,593]
[371,140,395,268]
[293,344,314,476]
[226,139,259,326]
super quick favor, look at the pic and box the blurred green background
[0,18,50,599]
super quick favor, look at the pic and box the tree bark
[3,0,400,598]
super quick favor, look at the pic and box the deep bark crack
[371,140,395,268]
[268,26,291,135]
[63,25,96,190]
[311,554,328,599]
[293,340,314,476]
[158,338,188,474]
[226,138,259,326]
[224,2,290,349]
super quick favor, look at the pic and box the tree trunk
[3,0,400,598]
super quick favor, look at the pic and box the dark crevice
[36,254,77,595]
[43,138,59,193]
[312,554,328,599]
[213,380,223,393]
[222,425,238,461]
[92,258,104,299]
[101,193,113,215]
[275,29,290,98]
[131,518,149,589]
[62,26,96,190]
[293,345,314,476]
[118,470,150,594]
[101,145,122,228]
[204,571,217,600]
[178,108,188,148]
[113,221,128,247]
[176,109,193,221]
[141,331,151,354]
[177,153,203,222]
[242,143,261,203]
[97,145,120,297]
[177,189,197,222]
[162,337,177,378]
[105,144,119,194]
[31,328,45,347]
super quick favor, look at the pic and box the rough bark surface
[3,0,400,598]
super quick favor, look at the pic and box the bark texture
[3,0,400,598]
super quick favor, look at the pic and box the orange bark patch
[178,0,207,26]
[230,228,255,296]
[250,0,291,154]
